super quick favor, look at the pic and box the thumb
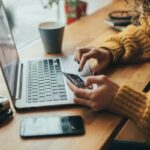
[85,76,104,87]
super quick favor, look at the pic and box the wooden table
[0,1,149,150]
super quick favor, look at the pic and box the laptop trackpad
[61,55,91,77]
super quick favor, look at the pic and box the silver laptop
[0,3,91,110]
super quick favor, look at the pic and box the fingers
[68,82,94,108]
[74,96,103,111]
[74,96,92,107]
[79,51,93,71]
[75,47,103,72]
[78,48,99,71]
[68,82,91,99]
[74,47,90,62]
[85,75,107,87]
[74,47,112,74]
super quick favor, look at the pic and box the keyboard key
[27,59,66,103]
[46,96,52,101]
[53,94,60,101]
[60,96,67,100]
[59,89,66,93]
[32,100,39,103]
[39,97,45,102]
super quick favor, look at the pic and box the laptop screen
[0,3,19,98]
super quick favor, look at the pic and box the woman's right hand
[74,47,112,74]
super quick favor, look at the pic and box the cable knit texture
[110,85,150,143]
[101,16,150,63]
[101,15,150,142]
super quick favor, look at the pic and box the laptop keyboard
[27,59,67,103]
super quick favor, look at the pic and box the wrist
[108,82,119,110]
[109,85,147,122]
[100,47,113,65]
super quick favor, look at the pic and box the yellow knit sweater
[102,15,150,142]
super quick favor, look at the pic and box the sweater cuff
[110,85,147,123]
[101,41,124,63]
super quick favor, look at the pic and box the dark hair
[125,0,150,25]
[126,0,150,12]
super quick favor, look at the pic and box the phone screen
[20,116,85,138]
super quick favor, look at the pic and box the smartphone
[62,72,85,88]
[20,116,85,138]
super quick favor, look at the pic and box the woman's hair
[125,0,150,24]
[126,0,150,14]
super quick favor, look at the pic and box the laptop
[0,3,91,110]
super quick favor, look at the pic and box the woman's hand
[74,47,112,74]
[68,75,119,111]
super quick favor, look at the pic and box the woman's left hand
[68,75,119,111]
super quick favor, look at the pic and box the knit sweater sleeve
[101,16,150,63]
[110,85,150,143]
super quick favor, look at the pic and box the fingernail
[78,68,81,72]
[77,61,79,64]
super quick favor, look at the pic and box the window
[2,0,112,50]
[3,0,65,50]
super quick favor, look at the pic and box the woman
[68,0,150,146]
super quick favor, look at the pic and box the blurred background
[2,0,112,50]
